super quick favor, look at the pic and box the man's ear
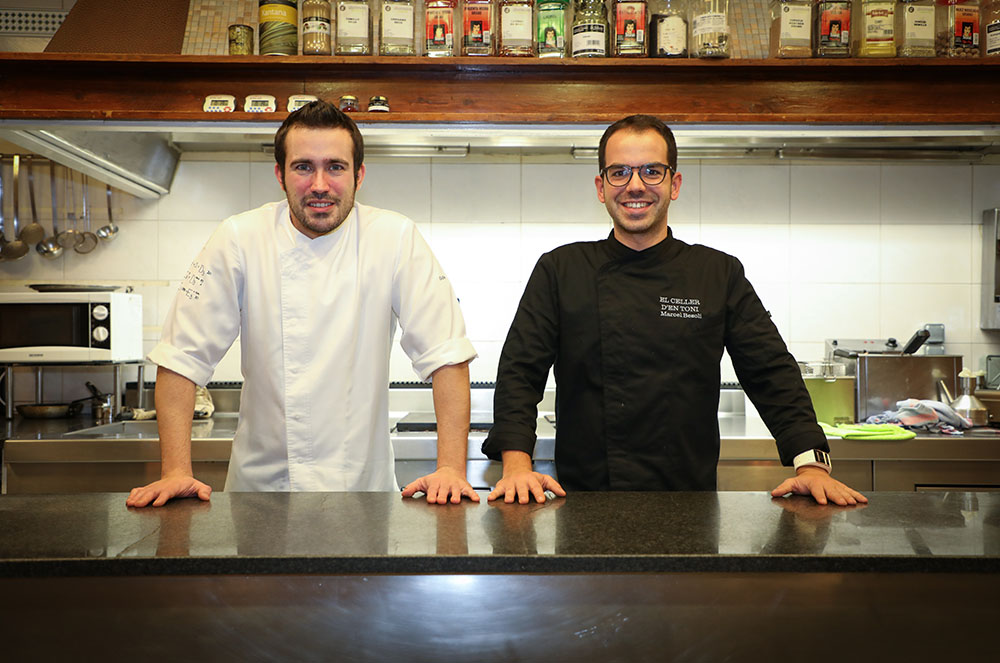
[274,163,284,190]
[595,174,606,204]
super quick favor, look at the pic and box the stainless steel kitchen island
[0,491,996,661]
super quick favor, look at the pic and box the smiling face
[595,128,682,251]
[274,126,366,239]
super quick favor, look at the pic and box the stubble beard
[285,186,356,238]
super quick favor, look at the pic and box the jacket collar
[604,226,684,262]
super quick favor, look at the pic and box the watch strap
[792,448,832,473]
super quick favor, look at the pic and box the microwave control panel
[90,303,111,349]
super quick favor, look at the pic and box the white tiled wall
[3,154,1000,402]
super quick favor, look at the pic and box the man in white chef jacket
[127,101,479,507]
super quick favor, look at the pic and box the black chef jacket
[482,229,829,491]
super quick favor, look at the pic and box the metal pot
[16,396,90,419]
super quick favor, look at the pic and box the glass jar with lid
[649,0,688,58]
[690,0,731,58]
[814,1,851,57]
[896,0,935,57]
[380,0,416,55]
[462,0,496,55]
[302,0,332,55]
[537,0,570,58]
[936,0,980,57]
[985,0,1000,56]
[613,0,649,56]
[425,0,458,56]
[572,0,610,57]
[856,0,896,57]
[769,0,812,58]
[499,0,536,56]
[335,0,372,54]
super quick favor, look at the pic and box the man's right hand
[126,475,212,508]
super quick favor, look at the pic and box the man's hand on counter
[401,466,481,504]
[770,467,868,506]
[487,450,567,504]
[126,474,213,508]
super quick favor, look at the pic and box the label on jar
[337,3,370,39]
[501,5,533,41]
[303,17,332,37]
[463,5,493,46]
[381,4,414,39]
[818,5,850,47]
[537,7,566,56]
[988,20,1000,56]
[614,2,647,52]
[903,5,933,43]
[426,7,455,49]
[692,12,728,37]
[572,23,607,56]
[654,15,686,55]
[779,5,811,43]
[863,2,894,44]
[950,6,980,49]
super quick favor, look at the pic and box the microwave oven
[0,292,143,363]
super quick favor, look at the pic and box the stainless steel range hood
[2,119,998,199]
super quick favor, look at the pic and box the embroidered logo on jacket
[660,296,702,319]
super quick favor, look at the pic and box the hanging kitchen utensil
[20,155,45,245]
[57,169,82,249]
[74,173,98,254]
[2,155,29,261]
[37,160,63,259]
[97,184,119,242]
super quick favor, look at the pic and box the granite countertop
[1,491,996,577]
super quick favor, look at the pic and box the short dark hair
[274,100,365,181]
[598,115,678,174]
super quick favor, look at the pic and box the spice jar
[769,0,813,58]
[537,0,570,58]
[936,0,980,57]
[612,0,648,56]
[896,0,935,57]
[380,0,416,55]
[258,0,298,55]
[228,24,254,55]
[335,0,372,54]
[462,0,496,55]
[649,0,688,58]
[425,0,458,56]
[499,0,536,56]
[339,95,360,112]
[690,0,731,58]
[302,0,332,55]
[856,0,896,57]
[814,1,851,57]
[572,0,610,57]
[986,0,1000,56]
[368,95,390,111]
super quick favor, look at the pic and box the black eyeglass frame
[600,163,673,187]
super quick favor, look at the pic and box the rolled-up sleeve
[147,219,243,386]
[392,222,476,381]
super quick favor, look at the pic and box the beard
[285,185,357,238]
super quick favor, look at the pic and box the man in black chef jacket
[482,115,867,507]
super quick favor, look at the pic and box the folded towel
[819,422,916,440]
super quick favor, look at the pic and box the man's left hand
[402,466,481,504]
[771,467,869,506]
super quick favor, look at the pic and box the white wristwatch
[792,448,832,474]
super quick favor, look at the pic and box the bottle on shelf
[537,0,571,58]
[985,0,1000,57]
[571,0,611,57]
[426,0,459,56]
[302,0,333,55]
[613,0,649,56]
[935,0,980,57]
[896,0,935,57]
[689,0,730,58]
[769,0,813,58]
[380,0,417,55]
[649,0,688,58]
[335,0,372,54]
[814,1,851,57]
[462,0,496,55]
[856,0,896,57]
[499,0,536,56]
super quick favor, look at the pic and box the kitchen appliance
[980,208,1000,330]
[0,291,142,363]
[799,362,855,425]
[827,338,962,421]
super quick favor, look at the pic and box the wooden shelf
[2,52,999,125]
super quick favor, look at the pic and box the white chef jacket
[148,201,477,492]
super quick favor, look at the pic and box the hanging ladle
[74,173,99,254]
[97,185,118,242]
[1,155,30,261]
[57,169,82,249]
[36,160,64,259]
[19,155,46,246]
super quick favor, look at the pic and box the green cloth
[818,422,916,440]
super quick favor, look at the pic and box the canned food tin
[259,0,298,55]
[228,24,254,55]
[368,95,390,112]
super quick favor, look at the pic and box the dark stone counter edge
[1,554,997,578]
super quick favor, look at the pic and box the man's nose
[310,170,331,192]
[625,169,645,192]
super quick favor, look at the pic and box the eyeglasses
[600,163,672,187]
